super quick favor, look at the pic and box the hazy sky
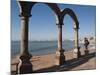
[11,0,96,41]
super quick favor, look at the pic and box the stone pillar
[73,23,81,58]
[17,14,33,74]
[20,16,30,56]
[17,1,34,74]
[58,25,62,50]
[55,24,65,65]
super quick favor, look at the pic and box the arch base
[55,49,66,65]
[73,47,81,58]
[17,54,33,74]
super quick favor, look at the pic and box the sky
[11,0,96,41]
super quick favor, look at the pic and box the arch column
[20,16,30,57]
[73,22,81,58]
[17,14,33,74]
[55,23,65,65]
[17,1,34,74]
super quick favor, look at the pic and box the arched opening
[61,8,80,58]
[62,15,74,51]
[62,15,76,61]
[29,3,58,56]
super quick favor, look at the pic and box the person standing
[84,37,90,55]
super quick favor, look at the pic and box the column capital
[57,25,62,28]
[73,27,79,30]
[56,22,64,25]
[73,21,79,29]
[19,13,32,18]
[19,16,30,21]
[56,14,64,26]
[18,1,34,18]
[56,23,64,28]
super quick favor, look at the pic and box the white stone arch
[17,1,61,55]
[28,3,59,53]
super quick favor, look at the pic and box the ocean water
[11,40,74,57]
[11,40,86,58]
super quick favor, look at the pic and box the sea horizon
[11,40,75,58]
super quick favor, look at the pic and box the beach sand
[11,46,96,74]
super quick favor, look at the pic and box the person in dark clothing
[84,37,90,55]
[84,37,89,50]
